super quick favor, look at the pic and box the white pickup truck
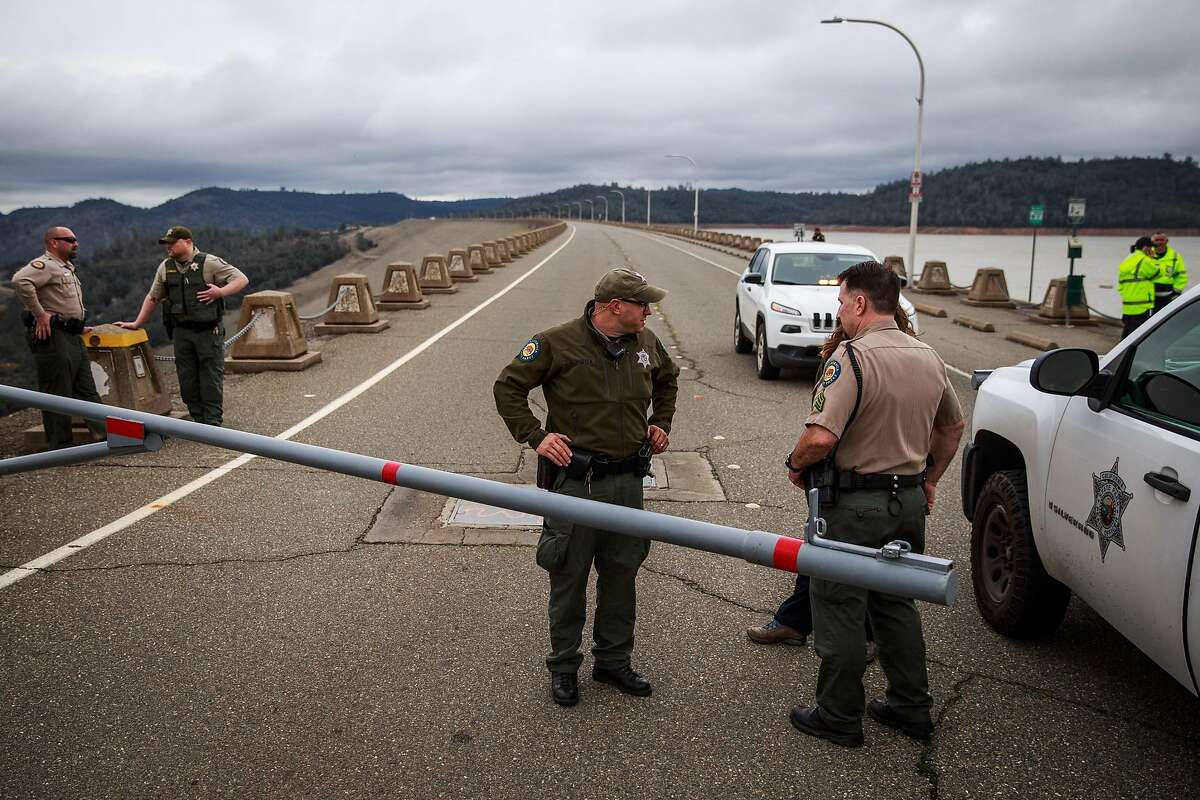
[962,283,1200,696]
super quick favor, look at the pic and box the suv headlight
[770,301,802,316]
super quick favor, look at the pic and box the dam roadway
[1,222,1196,798]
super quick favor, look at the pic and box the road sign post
[1064,198,1086,327]
[1028,204,1045,302]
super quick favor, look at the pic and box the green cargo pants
[810,486,932,734]
[173,323,225,426]
[537,471,650,674]
[28,327,105,448]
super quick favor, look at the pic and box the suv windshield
[771,252,870,285]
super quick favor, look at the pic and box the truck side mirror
[1029,348,1099,396]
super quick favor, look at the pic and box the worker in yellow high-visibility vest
[1150,231,1189,313]
[1118,236,1161,340]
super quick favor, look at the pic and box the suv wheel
[971,469,1071,638]
[734,306,753,353]
[755,320,780,380]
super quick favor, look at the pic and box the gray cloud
[1,0,1196,212]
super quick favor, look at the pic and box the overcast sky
[1,0,1196,212]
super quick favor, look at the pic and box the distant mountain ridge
[0,188,504,268]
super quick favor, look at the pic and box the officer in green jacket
[1150,231,1188,313]
[493,267,679,707]
[116,226,248,425]
[1118,237,1161,340]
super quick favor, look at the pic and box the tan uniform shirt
[806,319,963,475]
[10,252,87,320]
[148,250,245,301]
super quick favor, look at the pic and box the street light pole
[582,199,594,220]
[572,201,582,219]
[595,195,608,222]
[646,187,651,226]
[822,15,925,277]
[610,189,625,225]
[665,153,699,232]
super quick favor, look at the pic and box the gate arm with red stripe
[0,384,956,605]
[0,415,163,477]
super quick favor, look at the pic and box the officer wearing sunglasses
[10,226,106,448]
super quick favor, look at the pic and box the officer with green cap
[1117,237,1160,340]
[783,260,964,747]
[493,267,679,707]
[116,226,248,425]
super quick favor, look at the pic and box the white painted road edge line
[0,225,579,591]
[628,229,974,380]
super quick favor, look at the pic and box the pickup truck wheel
[755,320,780,380]
[971,469,1071,638]
[734,306,753,353]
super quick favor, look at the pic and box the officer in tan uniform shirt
[116,226,248,426]
[783,260,965,748]
[10,226,105,448]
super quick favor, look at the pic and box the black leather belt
[837,472,924,492]
[173,319,219,331]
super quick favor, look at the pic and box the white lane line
[626,229,977,379]
[0,226,578,591]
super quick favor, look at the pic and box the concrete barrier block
[446,248,478,282]
[377,262,430,310]
[1005,331,1059,351]
[913,260,956,295]
[322,273,380,325]
[419,254,458,294]
[963,267,1014,307]
[483,241,503,268]
[496,239,512,263]
[466,244,492,273]
[1035,278,1092,324]
[883,255,908,287]
[228,290,311,361]
[913,302,948,318]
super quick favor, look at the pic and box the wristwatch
[784,454,802,472]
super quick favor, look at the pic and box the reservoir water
[708,228,1198,319]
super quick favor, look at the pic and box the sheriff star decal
[636,349,651,368]
[1085,458,1133,561]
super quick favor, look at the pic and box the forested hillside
[501,155,1200,228]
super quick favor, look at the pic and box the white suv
[734,242,919,379]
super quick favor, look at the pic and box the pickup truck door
[1043,297,1200,694]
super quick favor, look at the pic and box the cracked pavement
[1,221,1197,799]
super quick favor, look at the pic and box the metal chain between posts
[297,299,339,321]
[152,309,268,362]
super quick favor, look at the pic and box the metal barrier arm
[0,384,956,606]
[0,416,163,477]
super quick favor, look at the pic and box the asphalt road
[1,222,1196,799]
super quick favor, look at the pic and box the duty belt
[837,471,925,492]
[173,319,220,331]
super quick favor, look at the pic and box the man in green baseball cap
[116,226,248,425]
[494,266,678,707]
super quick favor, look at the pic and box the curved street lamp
[572,201,582,219]
[665,153,699,232]
[822,15,925,276]
[595,195,609,222]
[610,189,625,225]
[582,198,594,220]
[646,187,652,226]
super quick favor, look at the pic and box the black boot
[592,665,653,697]
[550,672,579,706]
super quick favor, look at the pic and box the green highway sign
[1028,204,1045,226]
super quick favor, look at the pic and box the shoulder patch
[31,260,45,270]
[821,360,842,387]
[516,337,541,363]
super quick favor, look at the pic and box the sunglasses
[53,236,78,243]
[619,298,651,310]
